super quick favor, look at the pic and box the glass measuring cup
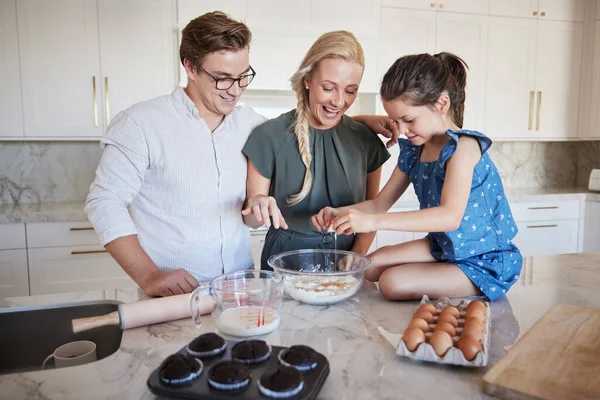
[189,270,284,337]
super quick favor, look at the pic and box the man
[85,12,398,297]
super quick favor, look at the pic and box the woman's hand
[242,195,288,229]
[354,115,400,148]
[331,209,379,235]
[312,207,340,232]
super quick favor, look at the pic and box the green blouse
[243,110,390,234]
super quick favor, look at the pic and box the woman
[242,30,391,270]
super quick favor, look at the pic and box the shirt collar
[172,87,197,117]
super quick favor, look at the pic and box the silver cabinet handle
[526,224,558,229]
[71,250,108,255]
[92,76,98,127]
[527,206,558,210]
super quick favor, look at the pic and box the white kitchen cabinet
[584,201,600,252]
[0,224,26,250]
[17,0,104,138]
[535,20,583,139]
[382,0,489,15]
[436,12,488,130]
[28,246,137,295]
[17,0,176,139]
[97,0,176,126]
[490,0,585,22]
[514,220,579,256]
[0,249,29,297]
[250,230,267,270]
[26,221,99,248]
[590,20,600,138]
[177,0,246,27]
[378,8,436,81]
[0,0,23,138]
[484,16,583,140]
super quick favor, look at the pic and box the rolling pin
[71,293,214,333]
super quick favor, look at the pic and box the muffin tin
[395,295,491,367]
[147,333,330,399]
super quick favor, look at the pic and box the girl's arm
[332,136,481,234]
[242,160,288,230]
[312,167,410,231]
[349,167,382,255]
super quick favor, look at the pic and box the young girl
[312,52,522,302]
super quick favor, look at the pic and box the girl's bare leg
[378,262,480,301]
[366,238,436,282]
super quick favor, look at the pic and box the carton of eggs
[396,295,491,367]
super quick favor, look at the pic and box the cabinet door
[250,32,315,90]
[584,201,600,252]
[489,0,539,19]
[17,0,104,137]
[484,17,537,139]
[591,21,600,138]
[311,0,381,38]
[436,13,488,131]
[535,20,583,139]
[381,0,436,10]
[28,246,137,295]
[438,0,490,15]
[537,0,585,22]
[513,219,579,256]
[0,249,29,298]
[250,231,266,270]
[177,0,247,28]
[378,8,436,82]
[98,0,176,125]
[246,0,311,34]
[0,0,23,137]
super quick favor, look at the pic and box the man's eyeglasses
[197,65,256,90]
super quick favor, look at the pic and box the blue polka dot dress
[397,129,522,301]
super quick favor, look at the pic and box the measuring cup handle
[42,354,54,369]
[189,285,211,328]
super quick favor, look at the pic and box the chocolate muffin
[159,353,203,386]
[258,366,304,399]
[278,345,319,371]
[207,361,251,392]
[187,332,227,358]
[231,340,272,364]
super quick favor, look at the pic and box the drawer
[513,219,579,257]
[28,245,137,295]
[0,224,26,250]
[26,221,100,248]
[511,200,581,222]
[0,249,29,298]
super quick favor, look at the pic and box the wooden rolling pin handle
[72,310,121,333]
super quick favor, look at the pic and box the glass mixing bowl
[267,249,372,305]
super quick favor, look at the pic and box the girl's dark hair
[380,52,469,128]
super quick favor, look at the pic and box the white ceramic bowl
[267,249,372,305]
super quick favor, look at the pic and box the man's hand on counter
[142,269,199,297]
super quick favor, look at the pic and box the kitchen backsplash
[0,139,599,205]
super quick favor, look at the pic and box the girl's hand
[331,209,378,234]
[242,195,288,229]
[312,207,340,232]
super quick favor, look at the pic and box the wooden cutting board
[482,303,600,400]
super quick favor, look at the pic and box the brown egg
[466,300,486,313]
[457,334,483,361]
[417,303,437,315]
[402,327,426,351]
[463,317,486,332]
[460,324,484,341]
[437,313,459,328]
[433,321,456,336]
[413,310,435,324]
[439,306,460,319]
[429,331,454,357]
[465,308,486,323]
[407,317,430,332]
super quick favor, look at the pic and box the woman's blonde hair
[287,31,365,206]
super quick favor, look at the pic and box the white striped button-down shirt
[85,88,267,280]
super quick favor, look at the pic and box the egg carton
[378,295,491,367]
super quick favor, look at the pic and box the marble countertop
[2,188,600,224]
[2,252,600,399]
